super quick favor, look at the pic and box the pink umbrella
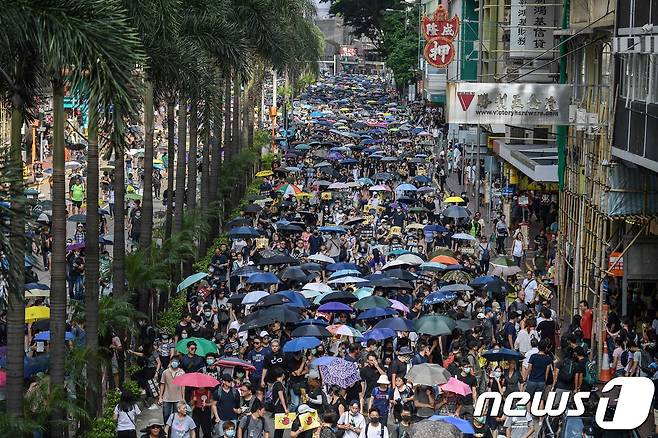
[440,377,472,396]
[172,372,220,388]
[389,299,410,313]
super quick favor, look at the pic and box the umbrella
[455,319,479,331]
[438,283,474,293]
[327,324,362,337]
[278,223,304,233]
[362,328,397,342]
[291,324,332,338]
[230,265,263,278]
[353,296,392,310]
[469,275,502,287]
[67,214,87,223]
[489,256,522,277]
[228,293,247,306]
[395,254,425,265]
[36,212,51,223]
[282,336,321,352]
[241,305,302,329]
[389,299,410,313]
[25,306,50,322]
[228,226,260,239]
[431,255,459,265]
[225,217,253,229]
[33,331,74,342]
[357,307,396,320]
[318,225,347,234]
[427,416,475,435]
[243,203,262,214]
[373,317,415,332]
[216,356,256,371]
[66,242,85,252]
[406,363,451,386]
[440,377,472,396]
[319,291,359,304]
[369,278,414,290]
[307,254,335,264]
[423,291,457,305]
[175,337,218,356]
[242,290,270,304]
[396,183,418,192]
[414,315,455,336]
[300,262,323,272]
[303,282,333,293]
[328,182,350,190]
[382,269,417,281]
[442,271,474,284]
[328,276,369,285]
[452,233,476,241]
[280,266,309,282]
[0,355,49,378]
[420,262,447,272]
[256,170,274,177]
[257,254,299,265]
[410,419,462,438]
[31,320,50,331]
[172,372,220,388]
[296,318,329,327]
[329,269,362,280]
[318,302,353,313]
[369,184,391,192]
[246,272,281,285]
[354,287,374,299]
[326,262,359,271]
[277,291,310,308]
[319,358,361,387]
[312,356,339,367]
[481,348,525,361]
[126,192,142,201]
[254,294,291,308]
[275,183,302,196]
[443,196,465,204]
[482,280,516,296]
[177,272,208,292]
[442,205,470,219]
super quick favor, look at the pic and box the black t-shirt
[387,359,407,380]
[555,358,575,390]
[214,386,240,420]
[361,365,380,399]
[472,423,493,438]
[179,354,205,373]
[291,417,315,438]
[537,320,556,346]
[528,353,553,382]
[574,359,591,391]
[458,374,477,405]
[264,351,286,378]
[272,381,287,413]
[286,353,304,381]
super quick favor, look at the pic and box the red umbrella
[172,372,220,388]
[216,356,257,372]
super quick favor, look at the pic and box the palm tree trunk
[50,80,67,438]
[209,81,223,204]
[242,87,250,148]
[83,100,100,425]
[164,100,175,239]
[199,103,210,258]
[223,73,232,161]
[6,103,25,417]
[173,98,187,234]
[113,117,126,299]
[140,81,154,252]
[232,76,241,153]
[186,100,198,213]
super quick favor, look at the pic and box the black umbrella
[241,305,302,330]
[67,214,87,223]
[243,203,262,214]
[230,265,263,278]
[280,266,309,282]
[291,324,332,338]
[370,278,414,290]
[455,319,479,331]
[254,294,291,308]
[278,223,304,233]
[382,269,418,281]
[225,217,252,229]
[31,319,50,332]
[257,254,299,265]
[228,293,247,306]
[300,262,323,272]
[442,205,470,219]
[319,291,359,304]
[65,142,87,151]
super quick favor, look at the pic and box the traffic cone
[600,341,612,383]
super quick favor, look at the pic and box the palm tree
[140,80,155,254]
[186,99,198,213]
[164,100,175,238]
[173,98,186,234]
[112,118,127,300]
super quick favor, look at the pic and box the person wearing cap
[214,373,241,437]
[369,375,392,427]
[387,347,412,385]
[480,308,494,346]
[260,331,272,350]
[291,405,319,438]
[247,336,268,386]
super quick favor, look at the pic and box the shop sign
[608,251,623,277]
[518,195,529,206]
[510,0,557,58]
[446,82,571,125]
[421,5,459,69]
[339,46,357,57]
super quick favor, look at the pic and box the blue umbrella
[0,354,49,378]
[326,262,359,272]
[362,328,397,342]
[277,290,310,308]
[34,331,75,342]
[246,272,280,285]
[357,308,396,320]
[340,158,358,166]
[296,318,330,326]
[25,283,49,291]
[177,272,208,292]
[424,224,448,233]
[312,356,338,366]
[373,317,415,332]
[310,111,325,118]
[428,416,475,434]
[318,302,353,313]
[469,275,500,287]
[481,348,524,361]
[414,175,431,184]
[443,264,466,271]
[283,336,321,353]
[318,225,347,234]
[228,226,260,238]
[357,177,374,186]
[389,248,411,256]
[295,144,310,151]
[329,269,362,280]
[423,291,458,305]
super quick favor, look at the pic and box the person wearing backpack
[358,408,389,438]
[611,336,627,377]
[214,373,241,437]
[552,351,576,405]
[237,400,268,438]
[478,236,492,273]
[574,346,595,393]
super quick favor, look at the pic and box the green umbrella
[354,287,373,299]
[176,337,217,356]
[441,270,473,284]
[177,272,208,292]
[414,315,456,336]
[126,192,143,201]
[354,295,392,310]
[490,256,517,267]
[429,248,456,258]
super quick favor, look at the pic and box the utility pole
[475,0,485,215]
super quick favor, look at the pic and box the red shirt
[580,309,593,340]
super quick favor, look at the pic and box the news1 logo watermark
[474,377,654,430]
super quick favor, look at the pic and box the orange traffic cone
[600,341,612,383]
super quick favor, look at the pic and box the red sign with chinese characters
[422,5,460,68]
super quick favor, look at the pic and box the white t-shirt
[523,347,539,369]
[514,329,539,355]
[359,423,389,438]
[114,404,141,431]
[522,278,537,304]
[338,412,367,438]
[512,239,524,258]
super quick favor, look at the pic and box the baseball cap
[259,331,270,338]
[476,312,485,319]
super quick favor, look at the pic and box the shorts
[525,380,545,398]
[72,200,82,208]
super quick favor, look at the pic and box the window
[620,54,654,103]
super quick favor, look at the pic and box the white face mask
[494,371,502,378]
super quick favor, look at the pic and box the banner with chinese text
[446,82,572,125]
[509,0,557,58]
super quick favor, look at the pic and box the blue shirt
[247,348,267,377]
[372,387,392,416]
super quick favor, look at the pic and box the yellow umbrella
[407,223,425,230]
[25,306,50,322]
[444,196,465,203]
[256,170,274,177]
[296,192,312,199]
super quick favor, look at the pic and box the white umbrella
[308,254,335,264]
[452,233,476,241]
[395,253,425,265]
[241,290,269,305]
[65,161,81,169]
[328,276,369,284]
[369,184,391,192]
[302,282,333,293]
[328,182,349,190]
[300,288,323,299]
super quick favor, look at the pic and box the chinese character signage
[422,5,460,68]
[446,82,572,125]
[510,0,556,58]
[339,46,357,57]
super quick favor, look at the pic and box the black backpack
[241,415,266,438]
[557,358,575,383]
[365,422,386,438]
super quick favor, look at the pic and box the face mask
[494,371,502,378]
[171,361,179,369]
[225,430,236,438]
[205,312,212,318]
[401,416,411,421]
[370,418,380,425]
[310,348,317,355]
[181,333,188,339]
[236,372,245,378]
[207,359,215,365]
[463,367,471,374]
[476,416,486,424]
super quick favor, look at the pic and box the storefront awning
[604,162,658,217]
[493,141,558,183]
